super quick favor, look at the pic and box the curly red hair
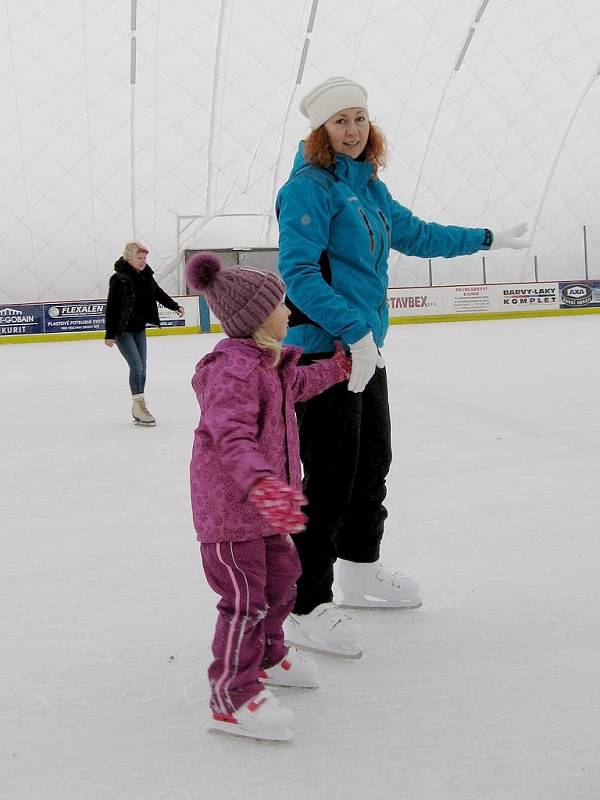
[303,122,387,175]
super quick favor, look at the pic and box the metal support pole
[534,254,538,282]
[583,224,589,279]
[482,256,486,284]
[428,259,433,287]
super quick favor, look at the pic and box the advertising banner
[495,283,559,311]
[388,282,561,320]
[0,304,44,336]
[1,296,197,339]
[157,305,186,328]
[387,289,440,316]
[451,285,491,313]
[44,301,107,333]
[2,281,597,340]
[558,281,600,309]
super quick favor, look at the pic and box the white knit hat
[300,77,369,130]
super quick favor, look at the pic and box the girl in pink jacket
[185,253,350,742]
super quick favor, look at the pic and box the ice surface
[2,317,600,800]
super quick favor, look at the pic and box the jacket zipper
[377,209,391,245]
[375,210,391,342]
[358,208,376,253]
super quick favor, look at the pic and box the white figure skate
[131,394,156,426]
[336,559,422,609]
[284,603,362,658]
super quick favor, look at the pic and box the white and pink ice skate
[259,646,319,688]
[209,688,293,742]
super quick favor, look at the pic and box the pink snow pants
[200,534,301,714]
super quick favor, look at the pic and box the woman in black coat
[104,241,183,425]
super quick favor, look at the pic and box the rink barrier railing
[2,280,600,343]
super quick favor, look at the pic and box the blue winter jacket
[276,142,489,352]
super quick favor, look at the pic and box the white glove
[489,223,531,250]
[348,332,378,393]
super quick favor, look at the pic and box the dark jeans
[115,330,147,395]
[292,364,392,614]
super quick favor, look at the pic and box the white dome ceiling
[2,0,600,303]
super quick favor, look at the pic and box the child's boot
[259,646,319,688]
[210,688,293,741]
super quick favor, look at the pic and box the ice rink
[3,315,600,800]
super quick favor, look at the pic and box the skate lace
[314,602,350,628]
[376,565,394,582]
[136,400,154,421]
[376,565,408,587]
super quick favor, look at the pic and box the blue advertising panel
[157,306,185,328]
[559,281,600,308]
[44,300,107,332]
[0,303,44,336]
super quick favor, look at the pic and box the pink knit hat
[185,252,284,338]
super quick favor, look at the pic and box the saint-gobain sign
[0,305,44,336]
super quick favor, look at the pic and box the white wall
[2,0,600,303]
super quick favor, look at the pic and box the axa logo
[561,284,592,307]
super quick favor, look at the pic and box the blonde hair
[252,326,283,367]
[123,241,149,263]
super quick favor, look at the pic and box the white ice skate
[209,688,293,742]
[131,394,156,426]
[336,559,422,609]
[284,603,362,658]
[259,646,319,688]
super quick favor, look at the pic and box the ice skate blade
[338,595,423,610]
[133,419,156,427]
[284,636,362,659]
[260,676,319,689]
[208,721,292,742]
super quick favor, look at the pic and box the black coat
[104,258,179,339]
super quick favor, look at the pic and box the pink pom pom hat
[185,251,284,338]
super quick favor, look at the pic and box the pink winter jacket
[190,337,344,543]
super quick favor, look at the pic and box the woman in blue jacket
[276,77,529,657]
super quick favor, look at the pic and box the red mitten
[249,477,307,535]
[333,342,352,382]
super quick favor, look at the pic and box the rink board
[2,281,600,343]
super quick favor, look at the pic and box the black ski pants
[292,361,392,614]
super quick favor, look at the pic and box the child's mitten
[249,477,307,534]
